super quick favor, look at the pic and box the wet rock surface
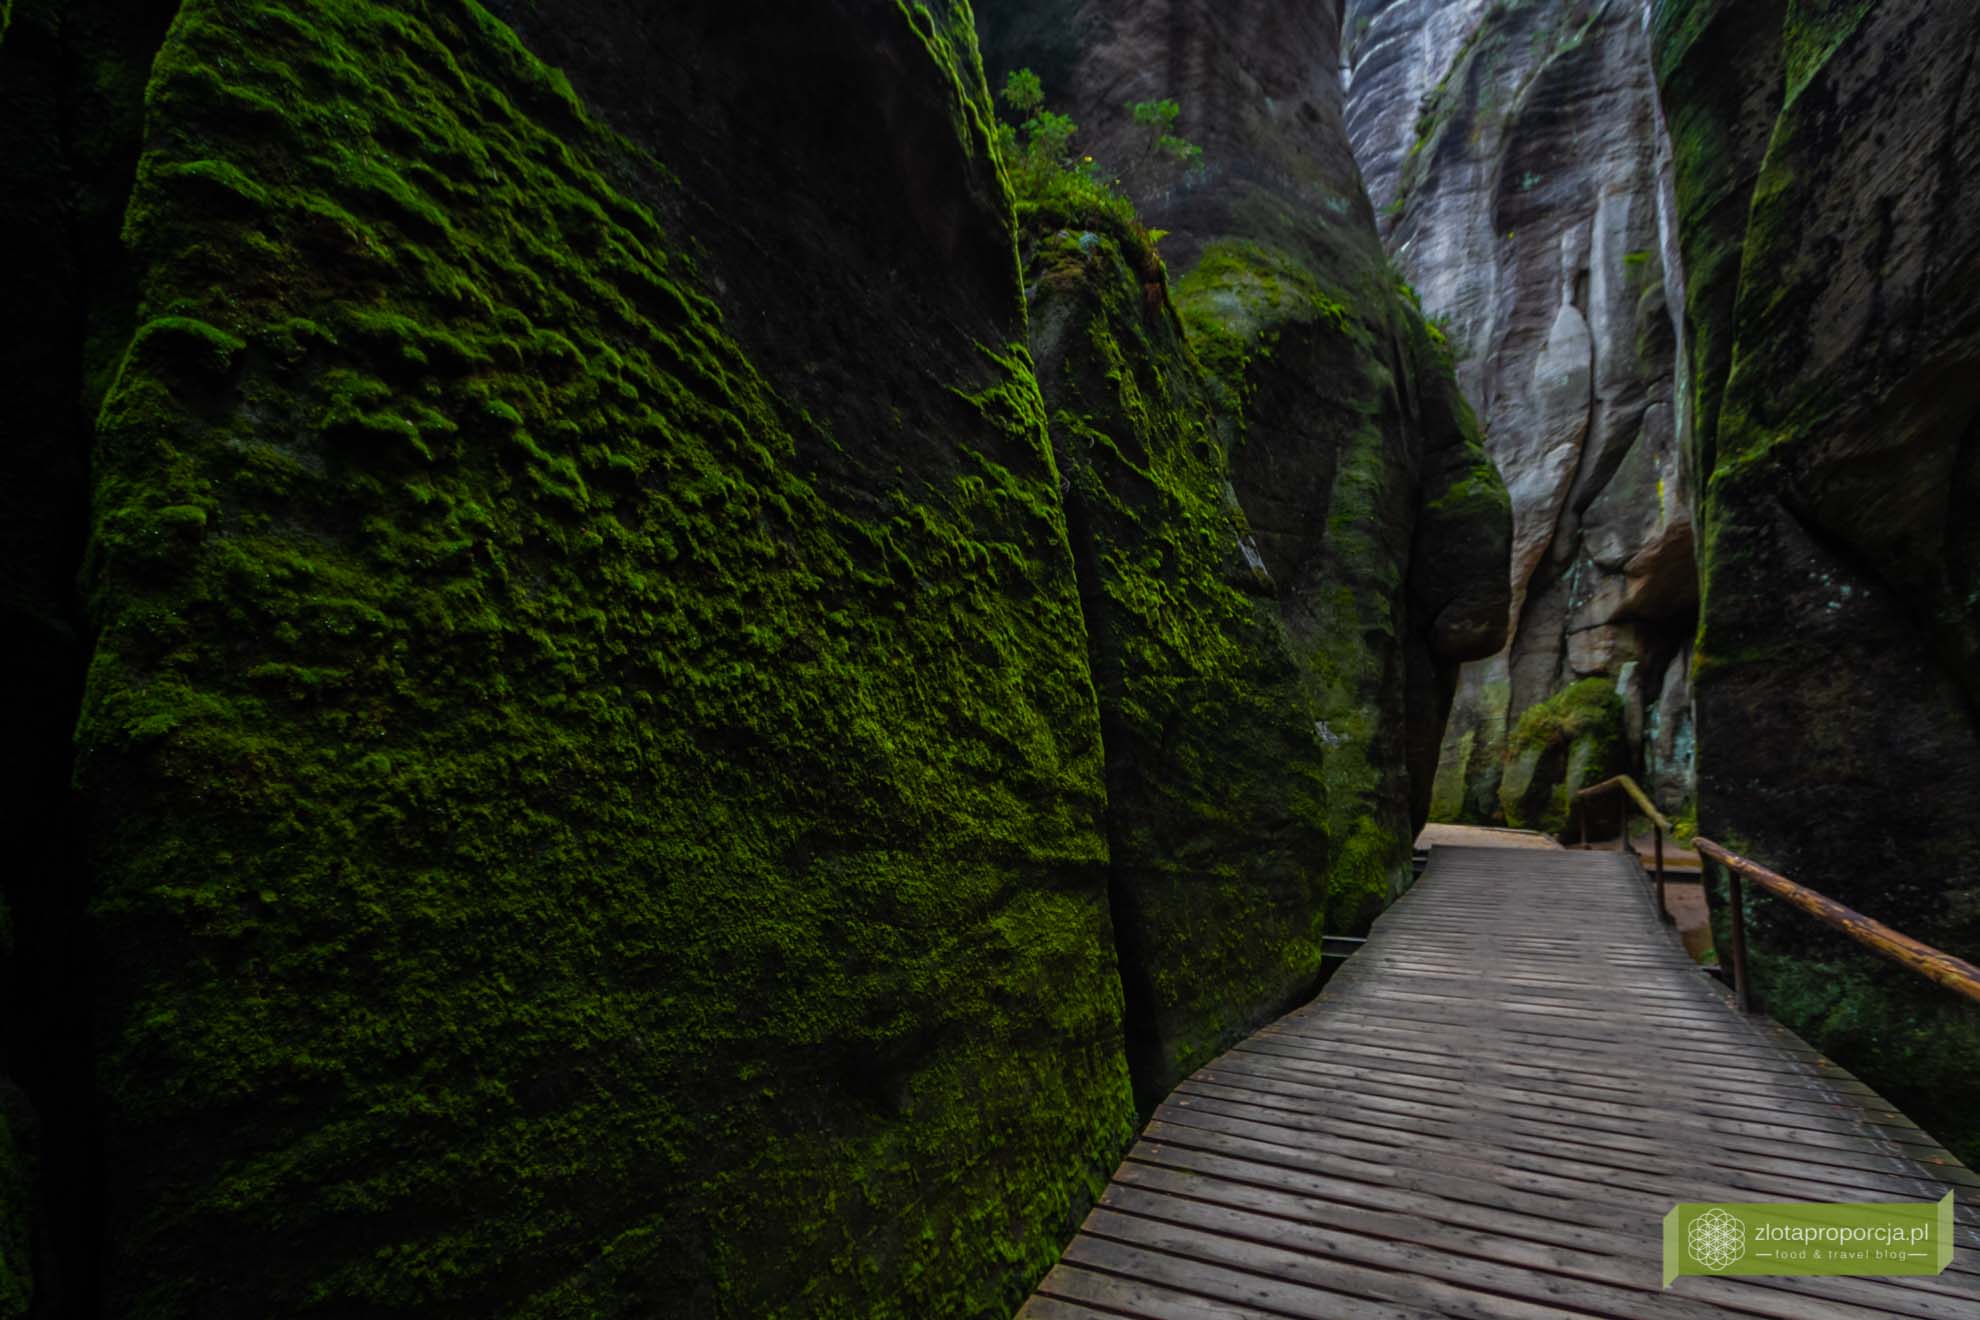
[1347,0,1696,825]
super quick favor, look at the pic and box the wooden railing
[1573,774,1980,1012]
[1574,775,1673,923]
[1692,837,1980,1013]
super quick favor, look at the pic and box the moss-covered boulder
[1655,0,1980,1163]
[985,0,1513,935]
[2,0,1514,1311]
[18,0,1137,1313]
[1022,216,1332,1103]
[1497,678,1626,837]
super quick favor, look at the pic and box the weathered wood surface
[1018,845,1980,1319]
[1579,774,1674,833]
[1695,837,1980,1008]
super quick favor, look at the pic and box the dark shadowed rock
[37,1,1137,1313]
[1022,215,1333,1106]
[1655,0,1980,1162]
[984,0,1513,939]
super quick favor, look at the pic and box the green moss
[1427,729,1474,823]
[1506,677,1621,755]
[1022,208,1330,1103]
[1672,801,1699,845]
[1433,669,1515,827]
[1500,678,1625,835]
[1177,239,1354,346]
[1327,816,1404,925]
[1423,460,1505,520]
[1781,0,1876,105]
[76,1,1129,1315]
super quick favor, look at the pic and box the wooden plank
[1266,1009,1892,1088]
[1283,1013,1948,1147]
[1177,1072,1970,1197]
[1017,845,1980,1317]
[1163,1087,1970,1206]
[1030,1264,1284,1319]
[1144,1110,1980,1251]
[1124,1144,1980,1313]
[1210,1044,1956,1158]
[1082,1206,1604,1319]
[1198,1047,1956,1169]
[1156,1092,1980,1226]
[1058,1235,1424,1320]
[1195,1052,1940,1155]
[1241,1028,1889,1115]
[1113,1161,1973,1320]
[1101,1182,1901,1320]
[1014,1293,1121,1320]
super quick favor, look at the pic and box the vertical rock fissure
[1057,486,1164,1114]
[1,2,181,1308]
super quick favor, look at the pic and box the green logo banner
[1663,1193,1955,1285]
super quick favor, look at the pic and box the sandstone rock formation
[1347,0,1698,827]
[982,0,1514,948]
[12,2,1132,1313]
[1654,0,1980,1162]
[0,0,1511,1312]
[1022,219,1340,1108]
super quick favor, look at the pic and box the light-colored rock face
[1348,0,1696,820]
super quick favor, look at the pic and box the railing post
[1691,834,1980,1009]
[1654,823,1667,923]
[1724,860,1752,1013]
[1579,801,1588,848]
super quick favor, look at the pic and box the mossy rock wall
[1,0,1519,1312]
[1496,677,1626,838]
[25,1,1141,1313]
[984,0,1514,936]
[1022,218,1332,1104]
[1654,0,1980,1164]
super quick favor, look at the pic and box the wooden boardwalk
[1019,844,1980,1319]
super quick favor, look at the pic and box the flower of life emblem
[1686,1207,1747,1272]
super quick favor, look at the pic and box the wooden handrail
[1574,775,1672,923]
[1577,775,1672,833]
[1694,837,1980,1010]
